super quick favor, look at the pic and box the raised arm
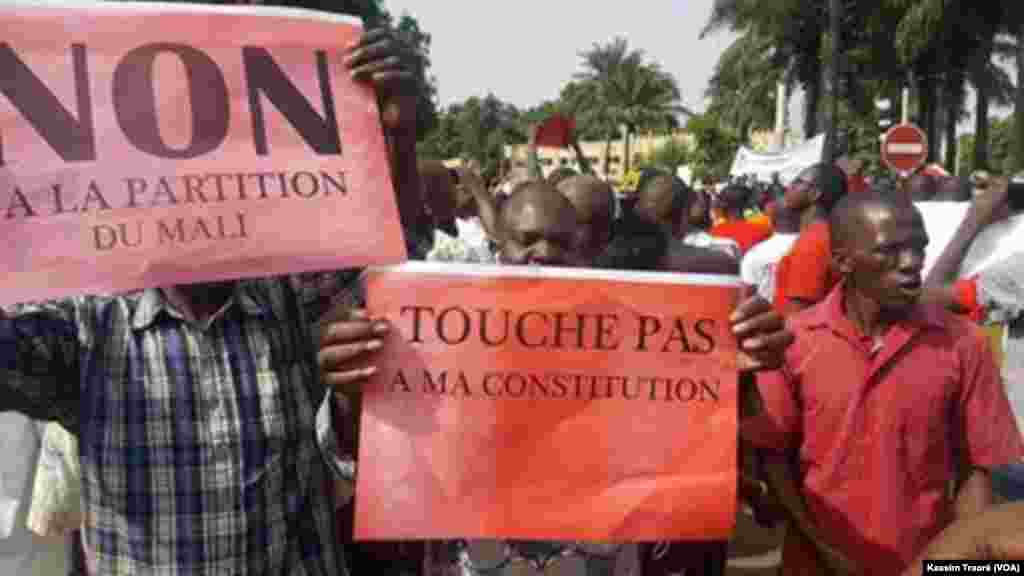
[925,177,1009,287]
[570,133,593,176]
[457,166,502,244]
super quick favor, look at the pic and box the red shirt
[773,221,836,314]
[848,174,869,194]
[745,285,1024,576]
[709,219,772,254]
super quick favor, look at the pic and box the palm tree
[705,32,787,143]
[1016,27,1024,172]
[559,80,619,176]
[576,38,689,174]
[703,0,829,139]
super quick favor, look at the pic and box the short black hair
[595,211,669,271]
[636,169,691,224]
[718,184,751,214]
[808,163,849,213]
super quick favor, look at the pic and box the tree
[958,116,1017,175]
[684,113,740,183]
[431,95,523,183]
[575,38,688,174]
[637,137,692,174]
[704,32,783,143]
[1017,31,1024,172]
[284,1,441,142]
[392,13,440,139]
[703,0,827,138]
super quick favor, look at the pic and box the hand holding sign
[318,306,391,391]
[730,295,791,372]
[345,28,417,134]
[967,176,1011,226]
[0,5,409,306]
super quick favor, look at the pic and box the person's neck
[843,287,896,340]
[799,205,827,230]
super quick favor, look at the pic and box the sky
[382,0,1014,139]
[382,0,738,114]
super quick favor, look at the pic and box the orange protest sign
[355,262,741,542]
[0,2,405,306]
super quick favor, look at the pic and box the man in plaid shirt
[0,24,425,575]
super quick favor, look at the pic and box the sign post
[881,123,928,177]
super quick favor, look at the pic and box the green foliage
[958,115,1019,175]
[419,95,524,184]
[703,0,1024,171]
[704,32,782,142]
[392,13,440,138]
[636,137,692,174]
[684,114,741,183]
[574,37,688,172]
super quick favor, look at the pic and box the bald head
[635,171,689,233]
[830,190,919,251]
[718,184,751,218]
[499,182,580,266]
[558,175,615,257]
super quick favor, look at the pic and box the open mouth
[898,279,923,296]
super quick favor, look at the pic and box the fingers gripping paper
[355,262,741,542]
[0,2,406,306]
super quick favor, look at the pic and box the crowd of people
[0,12,1022,576]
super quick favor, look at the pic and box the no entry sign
[881,123,928,175]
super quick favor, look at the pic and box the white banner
[729,135,826,185]
[917,202,1024,279]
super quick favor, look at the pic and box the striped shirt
[0,276,358,575]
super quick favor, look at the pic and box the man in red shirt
[773,163,849,314]
[709,184,773,254]
[747,191,1023,576]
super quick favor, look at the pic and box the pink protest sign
[0,2,406,306]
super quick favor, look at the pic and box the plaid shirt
[0,274,359,575]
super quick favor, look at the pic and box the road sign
[881,123,928,176]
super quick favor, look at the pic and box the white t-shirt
[456,217,491,251]
[681,231,741,260]
[976,251,1024,435]
[740,233,799,301]
[0,415,68,576]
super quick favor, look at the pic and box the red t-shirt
[745,286,1024,575]
[773,221,836,314]
[848,173,869,194]
[709,219,772,254]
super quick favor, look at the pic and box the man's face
[783,167,819,211]
[688,190,709,228]
[499,196,583,267]
[843,204,929,313]
[634,177,675,230]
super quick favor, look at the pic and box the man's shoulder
[791,221,830,251]
[922,305,993,350]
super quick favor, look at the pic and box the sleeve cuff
[315,390,357,506]
[954,277,984,322]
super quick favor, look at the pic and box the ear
[808,184,825,205]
